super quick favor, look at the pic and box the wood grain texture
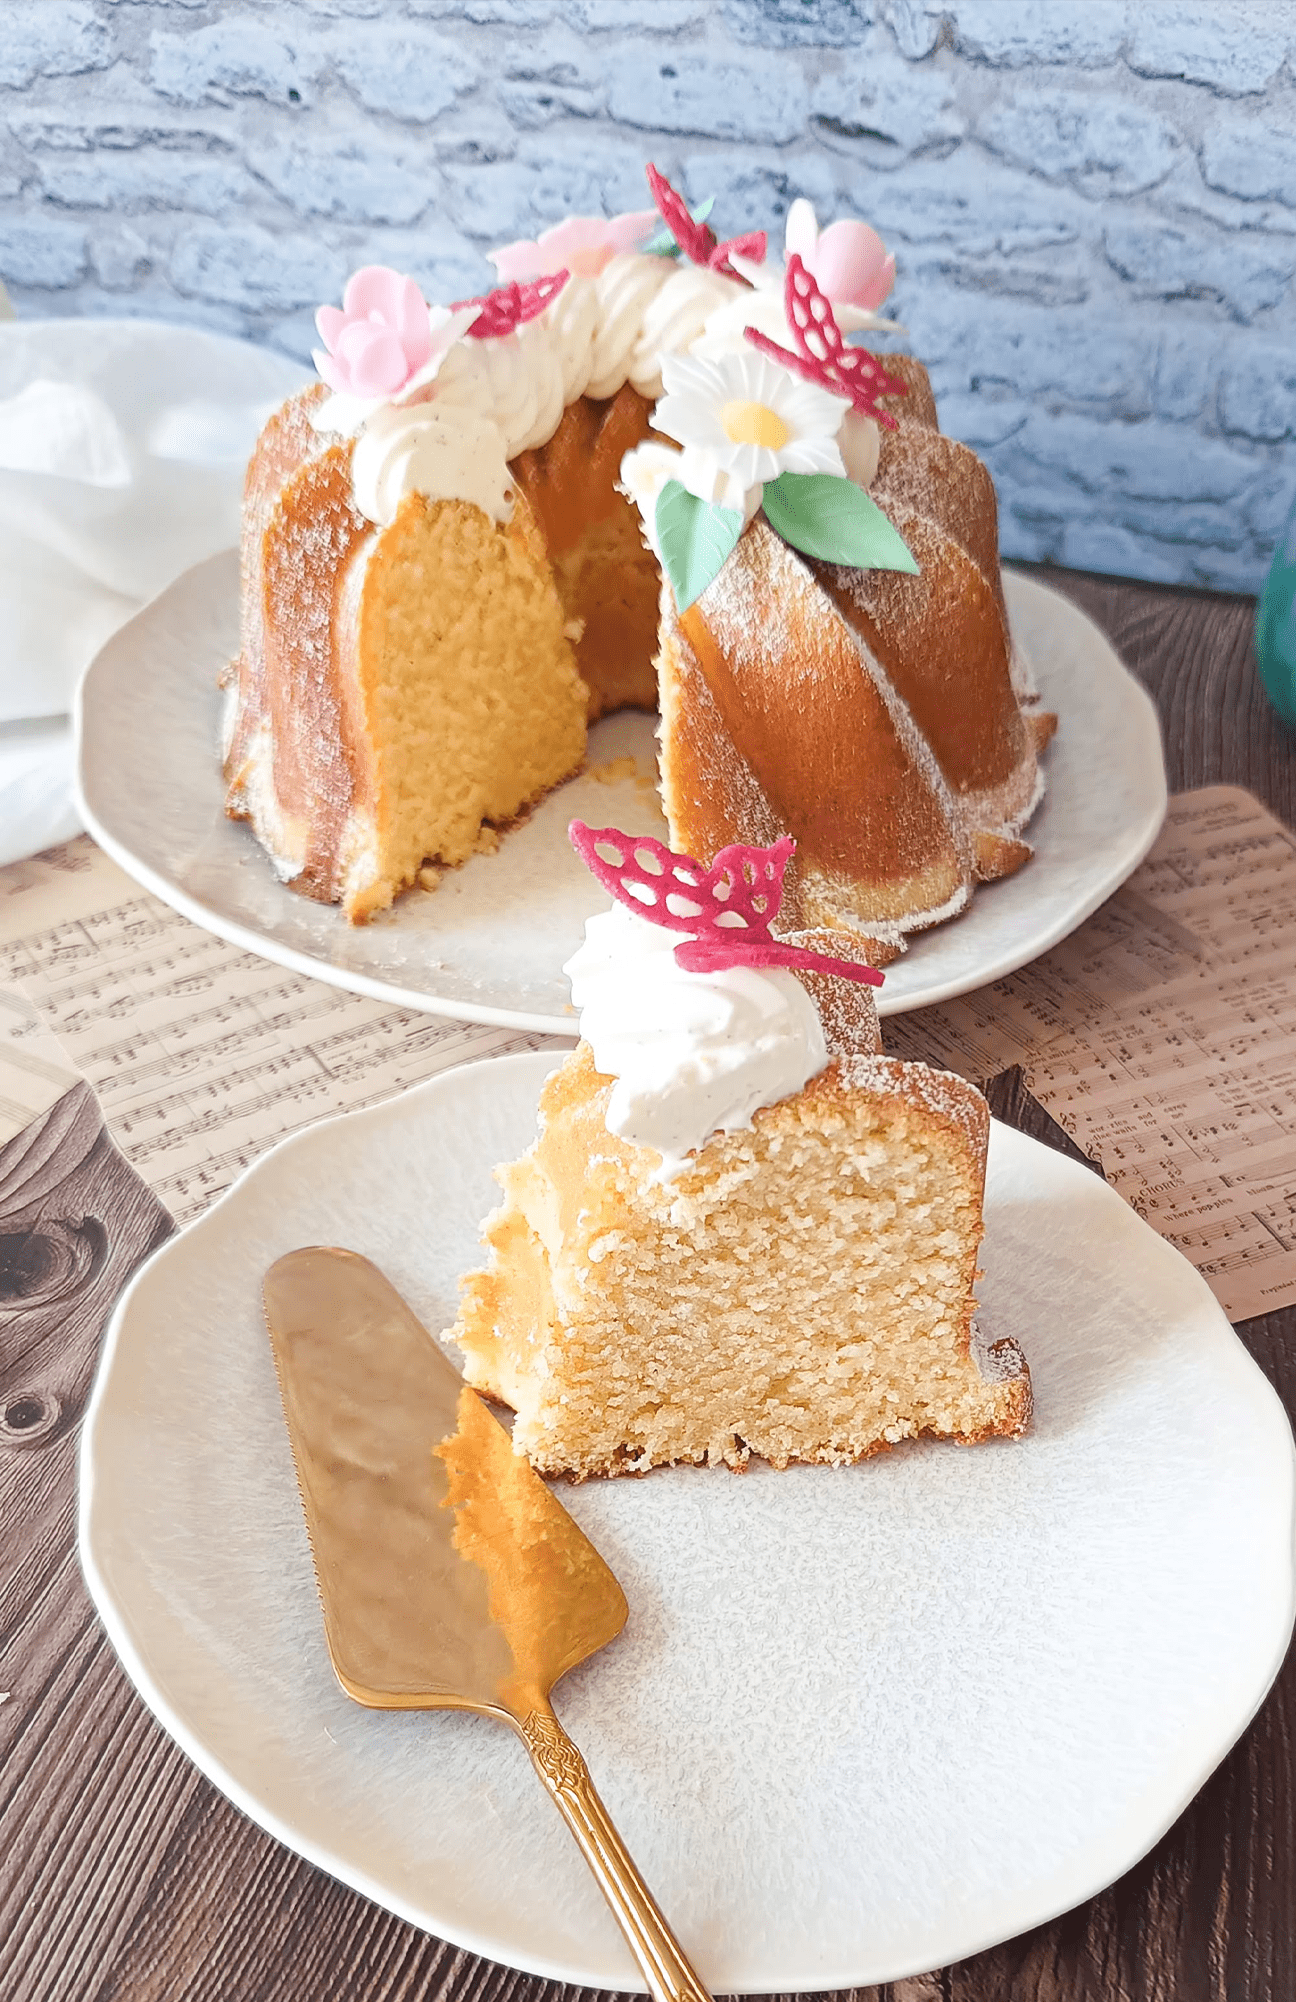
[1032,564,1296,828]
[1,566,1293,2002]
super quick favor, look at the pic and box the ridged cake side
[658,356,1055,955]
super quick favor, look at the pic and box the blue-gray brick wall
[5,0,1296,593]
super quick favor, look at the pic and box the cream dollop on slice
[350,401,514,528]
[564,902,827,1183]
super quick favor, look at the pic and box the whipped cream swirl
[564,902,827,1183]
[328,245,882,528]
[586,252,675,398]
[350,402,515,528]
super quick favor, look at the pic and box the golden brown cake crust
[659,521,970,937]
[225,385,372,902]
[226,388,324,799]
[229,353,1052,935]
[655,358,1050,941]
[780,930,887,1049]
[265,447,374,901]
[510,386,661,719]
[879,352,940,430]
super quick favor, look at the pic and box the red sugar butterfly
[645,163,766,285]
[744,253,908,429]
[452,269,570,339]
[569,821,883,986]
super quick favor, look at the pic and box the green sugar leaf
[642,195,716,257]
[762,471,920,574]
[655,479,744,612]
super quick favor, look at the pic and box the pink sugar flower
[489,210,659,283]
[783,199,895,313]
[313,266,434,399]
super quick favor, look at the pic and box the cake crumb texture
[510,386,661,720]
[338,488,587,920]
[449,1045,1030,1478]
[228,348,1052,935]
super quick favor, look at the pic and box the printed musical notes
[2,792,1293,1318]
[0,839,565,1221]
[886,788,1296,1322]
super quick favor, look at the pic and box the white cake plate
[76,554,1167,1030]
[80,1051,1295,1993]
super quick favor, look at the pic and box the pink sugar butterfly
[745,254,909,430]
[569,822,883,986]
[645,164,766,285]
[451,269,571,340]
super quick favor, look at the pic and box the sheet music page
[885,788,1296,1322]
[2,789,1293,1318]
[0,838,566,1220]
[0,983,80,1146]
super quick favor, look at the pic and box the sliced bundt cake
[225,169,1053,936]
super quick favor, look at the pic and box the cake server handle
[515,1701,713,2002]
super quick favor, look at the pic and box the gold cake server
[263,1245,712,2002]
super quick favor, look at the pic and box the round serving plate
[76,555,1166,1030]
[80,1051,1294,1993]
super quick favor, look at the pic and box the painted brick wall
[4,0,1296,592]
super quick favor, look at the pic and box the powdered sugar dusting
[835,1051,989,1155]
[972,1319,1030,1386]
[684,517,978,936]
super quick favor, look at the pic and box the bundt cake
[224,168,1054,946]
[447,824,1032,1477]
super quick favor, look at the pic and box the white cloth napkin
[0,318,307,866]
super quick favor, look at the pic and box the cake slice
[226,391,588,921]
[447,826,1030,1477]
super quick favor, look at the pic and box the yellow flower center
[721,399,789,450]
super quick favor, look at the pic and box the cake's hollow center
[721,400,789,450]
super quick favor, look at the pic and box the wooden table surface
[2,563,1293,2002]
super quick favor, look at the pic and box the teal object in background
[1255,490,1296,728]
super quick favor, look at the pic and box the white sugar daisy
[652,348,849,493]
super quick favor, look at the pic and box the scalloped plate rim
[78,1051,1295,1993]
[74,560,1168,1031]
